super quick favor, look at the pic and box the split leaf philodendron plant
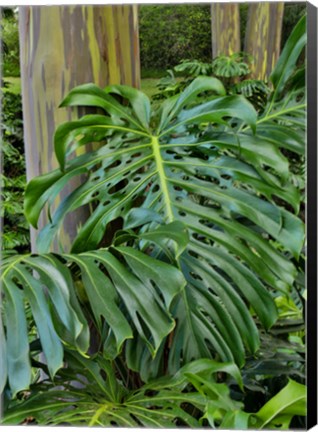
[1,15,306,428]
[2,354,306,428]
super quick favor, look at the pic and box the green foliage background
[1,8,20,77]
[1,91,29,253]
[139,3,306,74]
[139,5,212,72]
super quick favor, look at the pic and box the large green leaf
[1,274,31,398]
[24,76,305,372]
[0,318,7,394]
[3,351,305,429]
[251,379,306,429]
[0,225,186,395]
[2,354,241,427]
[269,15,306,100]
[252,14,306,169]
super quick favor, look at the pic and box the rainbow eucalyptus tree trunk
[244,2,284,80]
[19,5,140,252]
[211,3,240,58]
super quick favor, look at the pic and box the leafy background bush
[139,5,212,73]
[139,4,306,75]
[1,8,20,77]
[1,90,29,253]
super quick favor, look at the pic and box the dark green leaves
[1,225,186,395]
[256,14,306,165]
[24,74,304,372]
[3,352,306,428]
[1,254,87,396]
[2,355,240,427]
[269,15,306,99]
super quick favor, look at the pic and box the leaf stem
[151,136,174,223]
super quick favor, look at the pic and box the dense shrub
[1,90,29,252]
[139,5,212,72]
[139,3,306,75]
[1,8,20,77]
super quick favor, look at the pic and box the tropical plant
[231,79,270,110]
[0,15,306,427]
[212,52,251,78]
[175,59,214,77]
[21,16,305,377]
[0,222,187,396]
[19,76,301,377]
[2,354,306,428]
[245,14,306,204]
[154,53,270,110]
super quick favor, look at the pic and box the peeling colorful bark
[19,5,140,252]
[244,2,284,81]
[211,3,240,58]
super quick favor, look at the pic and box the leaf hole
[108,179,128,194]
[129,413,144,426]
[189,271,203,281]
[12,276,24,289]
[144,389,159,397]
[199,219,209,226]
[192,233,207,243]
[108,160,121,168]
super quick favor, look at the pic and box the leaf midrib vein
[151,136,174,223]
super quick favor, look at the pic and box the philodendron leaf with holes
[3,351,305,429]
[2,354,241,428]
[24,73,304,376]
[0,223,186,396]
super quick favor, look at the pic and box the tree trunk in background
[19,5,140,252]
[244,2,284,81]
[211,3,240,58]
